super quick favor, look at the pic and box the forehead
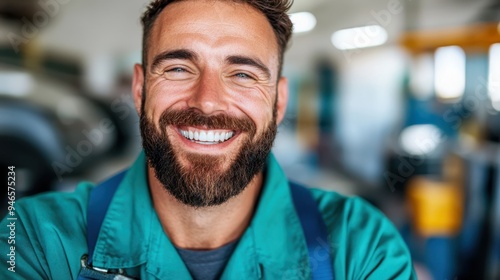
[147,0,279,72]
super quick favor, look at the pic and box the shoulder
[14,181,93,239]
[309,188,390,230]
[309,189,394,248]
[309,188,416,279]
[0,182,94,279]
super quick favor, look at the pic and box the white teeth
[207,131,214,142]
[179,129,235,143]
[199,131,207,141]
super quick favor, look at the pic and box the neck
[148,166,263,250]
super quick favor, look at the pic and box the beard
[140,107,277,208]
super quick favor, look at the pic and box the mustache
[158,108,257,135]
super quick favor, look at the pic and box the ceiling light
[434,46,465,101]
[290,12,317,33]
[489,43,500,110]
[331,25,388,50]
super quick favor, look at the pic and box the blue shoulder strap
[289,182,335,280]
[82,172,334,279]
[86,170,127,266]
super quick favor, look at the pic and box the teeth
[200,131,207,141]
[179,129,235,144]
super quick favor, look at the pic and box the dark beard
[140,108,277,207]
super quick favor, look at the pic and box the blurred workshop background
[1,0,500,279]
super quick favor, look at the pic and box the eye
[235,73,249,78]
[167,67,187,73]
[229,71,259,86]
[234,72,255,80]
[164,67,192,80]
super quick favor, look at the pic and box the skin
[132,0,289,249]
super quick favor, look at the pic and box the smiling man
[0,0,416,279]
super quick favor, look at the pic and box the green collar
[92,152,310,279]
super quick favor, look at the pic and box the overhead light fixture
[434,46,465,101]
[331,25,388,50]
[489,43,500,110]
[289,12,317,33]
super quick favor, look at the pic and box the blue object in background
[425,237,457,280]
[317,61,336,136]
[487,155,500,279]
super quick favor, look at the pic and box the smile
[179,128,235,145]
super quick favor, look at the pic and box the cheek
[145,81,192,120]
[230,88,276,126]
[234,99,275,135]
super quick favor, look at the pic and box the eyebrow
[150,49,198,72]
[226,55,271,79]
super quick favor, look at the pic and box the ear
[132,64,145,115]
[276,77,289,125]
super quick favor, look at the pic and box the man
[0,0,416,279]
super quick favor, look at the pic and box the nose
[187,70,229,115]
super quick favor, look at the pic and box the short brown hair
[141,0,294,77]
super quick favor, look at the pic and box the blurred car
[0,63,126,216]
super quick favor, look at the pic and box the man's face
[133,0,288,207]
